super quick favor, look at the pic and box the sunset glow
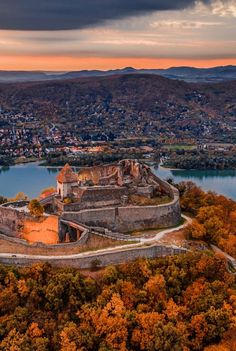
[0,56,236,71]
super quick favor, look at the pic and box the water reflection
[171,169,236,180]
[0,166,10,174]
[0,163,58,199]
[46,167,60,174]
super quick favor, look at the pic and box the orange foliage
[131,312,164,350]
[144,274,167,306]
[92,293,128,351]
[60,322,79,351]
[165,298,186,321]
[190,314,209,350]
[0,253,235,350]
[181,184,236,257]
[27,323,44,338]
[17,279,29,298]
[204,326,236,351]
[118,280,138,309]
[185,219,206,239]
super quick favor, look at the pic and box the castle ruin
[0,160,181,245]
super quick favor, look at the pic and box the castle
[57,159,162,201]
[53,160,181,242]
[0,160,181,245]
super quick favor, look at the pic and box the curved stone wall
[62,185,181,233]
[0,242,188,269]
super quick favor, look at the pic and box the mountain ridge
[0,65,236,83]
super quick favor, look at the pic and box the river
[0,163,59,199]
[0,162,236,200]
[154,166,236,200]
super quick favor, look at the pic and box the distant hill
[0,74,236,142]
[0,65,236,83]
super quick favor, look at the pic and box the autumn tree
[12,191,29,201]
[28,199,44,217]
[60,322,80,351]
[0,253,235,350]
[185,219,206,240]
[132,312,187,351]
[39,187,56,199]
[91,293,128,350]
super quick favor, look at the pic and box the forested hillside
[0,74,236,142]
[0,253,235,350]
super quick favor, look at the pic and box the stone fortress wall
[77,163,120,186]
[62,193,180,233]
[60,161,181,233]
[57,186,127,212]
[0,203,31,236]
[0,242,188,269]
[0,160,187,268]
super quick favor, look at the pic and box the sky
[0,0,235,70]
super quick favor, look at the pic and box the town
[2,101,236,170]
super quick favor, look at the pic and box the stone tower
[56,164,78,199]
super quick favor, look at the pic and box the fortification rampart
[150,173,177,198]
[0,243,188,269]
[62,191,181,232]
[59,164,181,233]
[0,161,181,248]
[0,205,31,236]
[78,163,118,185]
[54,186,127,212]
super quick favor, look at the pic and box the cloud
[150,20,222,29]
[0,0,213,31]
[212,0,236,17]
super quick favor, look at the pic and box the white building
[56,164,78,199]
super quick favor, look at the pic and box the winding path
[140,214,192,243]
[0,215,192,262]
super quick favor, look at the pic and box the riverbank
[0,156,41,168]
[161,151,236,171]
[158,164,183,171]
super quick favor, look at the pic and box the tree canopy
[0,253,235,350]
[28,199,44,217]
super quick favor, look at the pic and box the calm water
[153,166,236,200]
[0,163,59,199]
[1,162,236,200]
